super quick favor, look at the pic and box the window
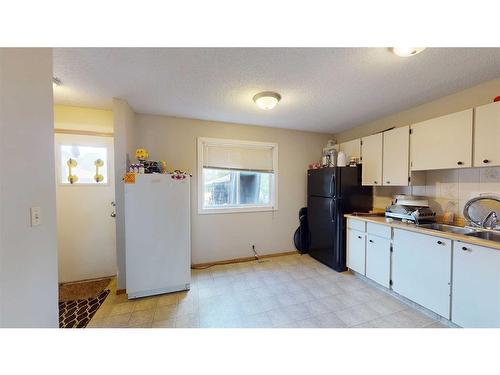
[198,138,278,213]
[59,145,108,185]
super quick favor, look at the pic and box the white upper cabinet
[474,101,500,167]
[339,138,361,162]
[410,109,473,171]
[361,133,383,186]
[383,126,410,186]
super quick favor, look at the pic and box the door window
[59,144,108,185]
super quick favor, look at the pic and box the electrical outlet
[30,206,41,226]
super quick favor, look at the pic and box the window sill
[198,206,278,215]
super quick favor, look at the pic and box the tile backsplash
[373,167,500,218]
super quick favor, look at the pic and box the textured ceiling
[53,48,500,133]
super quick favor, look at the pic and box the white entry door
[55,133,116,283]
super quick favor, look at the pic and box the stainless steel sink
[465,231,500,243]
[417,223,477,235]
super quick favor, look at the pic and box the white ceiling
[53,48,500,134]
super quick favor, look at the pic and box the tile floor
[88,253,449,328]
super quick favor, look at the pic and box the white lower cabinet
[392,229,452,319]
[347,228,366,275]
[346,219,499,326]
[452,241,500,328]
[365,234,391,288]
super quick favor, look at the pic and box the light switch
[30,206,41,226]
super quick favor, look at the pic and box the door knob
[110,211,116,218]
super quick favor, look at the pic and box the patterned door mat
[59,278,112,302]
[59,289,110,328]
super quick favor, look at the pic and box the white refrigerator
[124,174,191,299]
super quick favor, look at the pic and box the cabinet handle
[357,235,362,239]
[483,159,490,164]
[437,240,444,245]
[461,246,470,251]
[457,161,463,165]
[386,181,390,184]
[373,181,378,185]
[369,239,374,243]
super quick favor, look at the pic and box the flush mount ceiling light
[253,91,281,110]
[52,77,62,88]
[391,47,426,57]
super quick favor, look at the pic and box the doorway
[55,133,117,284]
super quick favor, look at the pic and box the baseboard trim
[191,250,298,269]
[58,275,115,286]
[116,289,126,295]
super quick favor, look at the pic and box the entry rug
[59,289,110,328]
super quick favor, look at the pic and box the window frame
[197,137,278,214]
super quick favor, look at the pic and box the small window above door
[58,144,109,185]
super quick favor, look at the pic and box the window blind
[203,143,275,172]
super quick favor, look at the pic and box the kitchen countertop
[344,214,500,251]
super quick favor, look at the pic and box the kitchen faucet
[463,195,500,230]
[482,211,498,230]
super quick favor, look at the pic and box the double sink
[417,223,500,243]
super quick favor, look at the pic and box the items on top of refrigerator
[321,139,337,167]
[337,151,347,166]
[129,148,167,174]
[170,170,192,180]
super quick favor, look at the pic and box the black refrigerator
[307,166,372,272]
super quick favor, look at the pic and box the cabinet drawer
[347,218,365,232]
[366,222,391,239]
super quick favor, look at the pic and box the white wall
[133,114,333,264]
[113,98,136,290]
[0,48,58,327]
[54,104,113,133]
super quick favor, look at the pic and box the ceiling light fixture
[253,91,281,110]
[52,77,62,88]
[391,47,426,57]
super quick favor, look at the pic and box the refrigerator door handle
[331,174,335,196]
[330,199,336,222]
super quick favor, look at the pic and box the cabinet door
[383,126,409,186]
[474,102,500,167]
[392,229,452,318]
[365,235,391,288]
[339,139,361,162]
[361,133,383,186]
[347,228,365,275]
[410,109,473,171]
[452,242,500,328]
